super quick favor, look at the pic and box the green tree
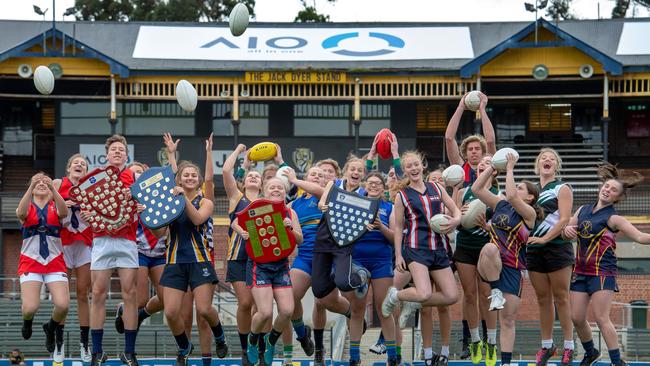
[545,0,575,19]
[73,0,255,22]
[294,0,335,22]
[612,0,650,18]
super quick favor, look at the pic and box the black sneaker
[297,325,315,356]
[43,322,55,353]
[579,349,601,366]
[215,338,228,358]
[119,352,139,366]
[115,303,125,334]
[314,349,325,366]
[388,358,398,366]
[436,355,449,366]
[460,338,470,360]
[175,343,193,366]
[22,320,32,340]
[55,324,64,350]
[613,360,628,366]
[91,352,108,366]
[425,353,440,366]
[350,360,361,366]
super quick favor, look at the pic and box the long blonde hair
[396,150,426,191]
[534,147,563,176]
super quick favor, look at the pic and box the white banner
[133,26,474,61]
[80,144,135,170]
[212,150,245,176]
[617,23,650,55]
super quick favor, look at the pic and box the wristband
[279,162,289,168]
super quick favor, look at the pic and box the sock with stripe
[397,345,402,358]
[283,344,293,363]
[201,354,211,366]
[269,328,282,346]
[385,340,397,360]
[350,340,360,361]
[291,319,307,339]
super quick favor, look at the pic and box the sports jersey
[136,221,166,258]
[58,177,92,246]
[166,195,212,264]
[462,162,478,188]
[530,179,572,247]
[19,201,66,275]
[398,182,449,251]
[353,199,393,261]
[488,200,530,270]
[227,192,251,261]
[574,204,618,276]
[456,185,497,250]
[335,179,366,196]
[291,193,322,259]
[93,167,138,241]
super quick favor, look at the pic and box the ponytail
[597,161,644,202]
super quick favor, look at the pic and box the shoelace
[536,349,548,363]
[562,349,573,363]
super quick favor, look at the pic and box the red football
[375,128,394,160]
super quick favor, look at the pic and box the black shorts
[453,246,482,266]
[246,258,291,289]
[526,244,574,273]
[160,262,218,292]
[226,259,247,283]
[403,247,450,271]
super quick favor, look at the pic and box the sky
[0,0,649,22]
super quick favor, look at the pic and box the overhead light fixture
[240,89,249,97]
[220,90,230,98]
[33,5,48,16]
[524,2,535,12]
[63,7,76,17]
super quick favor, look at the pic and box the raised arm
[163,133,180,173]
[478,92,497,155]
[285,168,325,198]
[610,215,650,244]
[223,144,247,200]
[46,176,68,220]
[16,174,40,222]
[204,133,215,201]
[472,166,501,210]
[503,153,536,227]
[445,94,468,166]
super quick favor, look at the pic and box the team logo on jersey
[325,186,379,247]
[493,214,510,228]
[292,148,314,173]
[579,220,593,238]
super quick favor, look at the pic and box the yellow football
[248,142,277,162]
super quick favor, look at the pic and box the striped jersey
[456,185,497,250]
[462,162,478,188]
[136,221,166,258]
[574,204,618,276]
[291,193,322,257]
[227,192,251,261]
[488,200,530,270]
[166,195,212,264]
[20,201,66,275]
[398,182,449,251]
[530,179,571,247]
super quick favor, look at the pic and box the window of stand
[293,104,390,136]
[212,103,269,136]
[60,102,195,135]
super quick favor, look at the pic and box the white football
[34,65,54,95]
[461,199,487,228]
[176,80,198,112]
[492,147,519,172]
[275,166,294,191]
[229,3,250,37]
[464,90,481,111]
[442,165,465,187]
[429,213,450,234]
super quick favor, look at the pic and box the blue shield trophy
[324,186,379,247]
[131,166,185,229]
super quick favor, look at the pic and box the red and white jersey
[58,177,92,246]
[92,167,138,241]
[19,201,67,275]
[136,221,167,258]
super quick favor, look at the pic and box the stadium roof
[0,18,649,75]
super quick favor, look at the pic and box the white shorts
[20,272,68,284]
[91,237,139,270]
[63,241,92,269]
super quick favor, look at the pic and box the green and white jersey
[530,179,572,247]
[456,185,498,250]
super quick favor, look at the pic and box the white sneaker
[53,343,65,363]
[488,288,506,311]
[369,342,387,355]
[399,301,422,328]
[80,343,92,362]
[382,286,399,317]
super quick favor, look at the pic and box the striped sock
[291,319,307,339]
[350,340,361,361]
[284,344,293,363]
[385,340,397,360]
[201,354,211,366]
[397,345,402,357]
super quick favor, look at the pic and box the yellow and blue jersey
[227,192,251,261]
[488,200,530,270]
[166,195,212,264]
[574,204,618,276]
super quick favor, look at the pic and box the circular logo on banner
[321,32,405,57]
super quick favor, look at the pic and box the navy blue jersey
[335,179,366,196]
[353,199,393,261]
[166,195,212,264]
[462,162,478,188]
[227,192,251,261]
[292,194,322,256]
[575,204,618,276]
[398,182,448,251]
[488,200,530,270]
